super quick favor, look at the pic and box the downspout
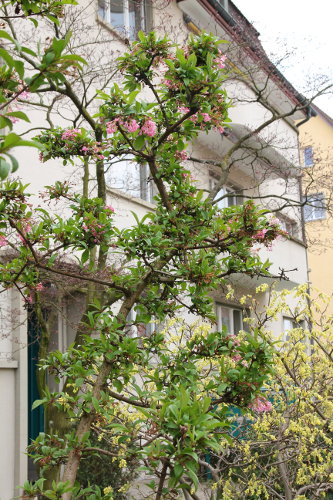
[296,105,317,128]
[296,104,316,341]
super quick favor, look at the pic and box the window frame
[105,156,156,203]
[216,303,244,335]
[302,193,325,222]
[209,175,243,210]
[98,0,149,40]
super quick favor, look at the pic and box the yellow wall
[300,109,333,311]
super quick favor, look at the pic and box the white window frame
[98,0,146,39]
[216,304,243,335]
[303,193,325,222]
[303,146,314,167]
[209,176,243,210]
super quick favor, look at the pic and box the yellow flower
[103,486,113,495]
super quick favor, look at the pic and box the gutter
[179,0,308,112]
[296,106,317,128]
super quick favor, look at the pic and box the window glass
[216,304,243,335]
[210,177,243,209]
[303,193,325,222]
[110,0,125,31]
[303,146,314,167]
[99,0,147,39]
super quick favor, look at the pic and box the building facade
[300,104,333,314]
[0,1,309,497]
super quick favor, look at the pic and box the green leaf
[61,54,88,65]
[0,47,14,67]
[31,399,44,410]
[0,30,14,43]
[6,111,30,123]
[0,158,11,179]
[133,135,145,150]
[13,60,24,79]
[5,153,19,173]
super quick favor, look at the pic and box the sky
[233,0,333,116]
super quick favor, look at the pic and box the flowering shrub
[0,31,289,498]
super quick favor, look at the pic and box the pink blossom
[106,121,117,134]
[25,295,33,304]
[178,106,190,114]
[163,79,178,90]
[140,119,157,137]
[8,115,19,124]
[253,229,268,240]
[189,114,198,123]
[22,222,32,233]
[105,205,115,213]
[175,150,188,161]
[214,52,227,69]
[124,119,139,133]
[61,129,80,140]
[216,126,225,134]
[19,91,30,99]
[228,334,241,346]
[35,283,44,292]
[39,152,44,162]
[201,113,211,122]
[81,146,90,153]
[97,154,105,160]
[249,396,272,413]
[232,353,242,362]
[0,236,8,247]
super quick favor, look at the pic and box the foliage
[206,286,333,500]
[0,1,82,178]
[0,27,290,499]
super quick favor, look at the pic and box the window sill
[106,186,156,210]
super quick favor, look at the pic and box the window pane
[220,307,231,332]
[106,157,141,197]
[128,0,144,39]
[304,146,314,167]
[233,309,242,334]
[98,0,108,18]
[111,0,125,31]
[303,193,325,221]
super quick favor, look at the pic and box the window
[303,193,325,222]
[276,215,298,238]
[303,146,314,167]
[106,156,156,203]
[126,307,157,337]
[98,0,150,39]
[209,176,243,210]
[216,304,243,335]
[283,317,305,342]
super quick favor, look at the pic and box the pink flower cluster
[163,79,179,90]
[214,51,227,69]
[61,129,80,140]
[140,119,157,137]
[178,106,190,114]
[175,150,188,161]
[106,117,157,137]
[0,236,8,247]
[253,228,268,240]
[249,396,272,413]
[104,205,115,213]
